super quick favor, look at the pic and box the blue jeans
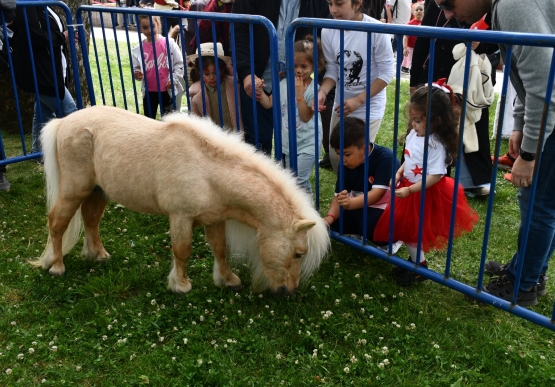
[505,130,555,291]
[32,87,78,153]
[240,86,274,156]
[283,152,315,195]
[459,155,490,190]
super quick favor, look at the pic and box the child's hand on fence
[134,69,144,81]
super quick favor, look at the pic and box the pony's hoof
[169,281,192,294]
[48,264,66,276]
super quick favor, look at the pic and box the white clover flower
[364,354,371,360]
[151,299,157,305]
[325,285,329,289]
[350,355,358,363]
[434,344,440,349]
[378,362,384,369]
[237,310,242,316]
[146,292,151,297]
[6,368,12,375]
[343,367,350,373]
[540,355,546,360]
[150,343,156,348]
[199,316,204,322]
[76,366,82,371]
[192,321,197,326]
[384,307,389,312]
[51,346,58,352]
[369,315,374,319]
[28,348,35,354]
[351,293,357,299]
[10,321,16,326]
[197,359,203,365]
[107,325,112,330]
[383,359,390,366]
[158,337,164,342]
[17,353,24,359]
[276,353,282,360]
[360,308,365,313]
[382,346,389,354]
[355,274,360,278]
[446,317,451,321]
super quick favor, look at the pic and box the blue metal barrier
[2,2,555,331]
[285,18,555,331]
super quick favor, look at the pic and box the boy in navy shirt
[323,117,400,249]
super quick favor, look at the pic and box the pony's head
[228,208,330,296]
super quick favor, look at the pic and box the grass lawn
[0,42,554,386]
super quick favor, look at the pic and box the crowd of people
[1,0,554,308]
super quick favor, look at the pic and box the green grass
[1,51,555,385]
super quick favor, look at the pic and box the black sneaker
[393,258,429,287]
[0,172,10,191]
[485,260,548,297]
[482,275,538,307]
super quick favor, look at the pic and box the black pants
[464,107,493,186]
[331,206,385,244]
[143,91,173,119]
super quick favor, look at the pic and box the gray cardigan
[492,0,555,153]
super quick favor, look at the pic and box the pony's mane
[163,113,329,282]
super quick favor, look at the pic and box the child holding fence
[256,36,324,195]
[132,15,184,119]
[374,82,479,286]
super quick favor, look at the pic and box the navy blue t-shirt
[335,144,400,210]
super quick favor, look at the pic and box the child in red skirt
[374,82,479,286]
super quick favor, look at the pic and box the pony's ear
[294,220,316,233]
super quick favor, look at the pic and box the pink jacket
[190,76,243,132]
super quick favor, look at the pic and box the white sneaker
[377,241,403,255]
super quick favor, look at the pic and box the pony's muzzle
[271,285,297,297]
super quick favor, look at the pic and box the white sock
[406,244,426,264]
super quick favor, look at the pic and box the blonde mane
[162,113,330,285]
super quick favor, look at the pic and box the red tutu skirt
[373,177,479,252]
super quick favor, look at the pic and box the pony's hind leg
[81,186,110,262]
[205,222,243,292]
[45,197,84,276]
[167,215,194,294]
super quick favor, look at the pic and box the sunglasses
[436,0,454,11]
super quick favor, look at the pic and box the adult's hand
[511,158,535,188]
[508,130,523,160]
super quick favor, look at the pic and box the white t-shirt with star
[403,130,447,183]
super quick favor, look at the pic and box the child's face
[409,107,428,137]
[139,18,159,41]
[294,53,313,81]
[413,5,424,21]
[203,63,219,87]
[335,145,366,169]
[328,0,359,21]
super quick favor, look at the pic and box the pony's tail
[30,119,83,267]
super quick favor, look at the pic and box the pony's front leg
[167,215,193,294]
[205,222,243,292]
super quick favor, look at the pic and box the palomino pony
[31,106,330,295]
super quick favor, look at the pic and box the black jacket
[232,0,331,82]
[410,0,465,87]
[11,6,66,98]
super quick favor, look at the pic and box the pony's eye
[295,253,303,259]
